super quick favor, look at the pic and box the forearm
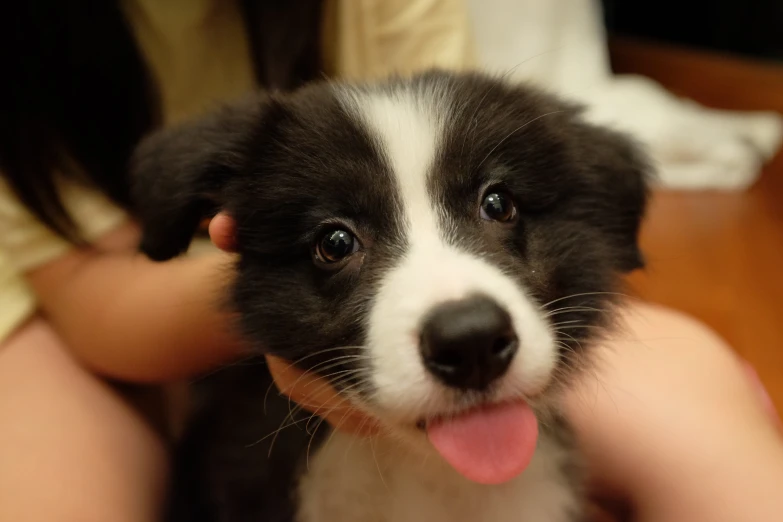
[568,303,783,522]
[636,427,783,522]
[27,224,247,381]
[630,327,783,522]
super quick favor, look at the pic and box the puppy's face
[132,71,648,436]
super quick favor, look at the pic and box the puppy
[131,69,650,522]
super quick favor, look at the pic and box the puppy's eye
[314,229,359,264]
[480,191,517,223]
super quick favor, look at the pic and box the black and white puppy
[131,69,650,522]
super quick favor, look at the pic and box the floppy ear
[572,121,653,273]
[129,95,267,261]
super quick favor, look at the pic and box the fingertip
[209,212,238,252]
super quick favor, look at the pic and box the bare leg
[0,318,167,522]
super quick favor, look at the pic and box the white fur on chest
[296,430,580,522]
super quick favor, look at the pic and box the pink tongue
[427,401,538,485]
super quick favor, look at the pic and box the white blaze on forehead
[352,88,444,243]
[340,86,556,417]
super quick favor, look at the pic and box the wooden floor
[609,38,783,410]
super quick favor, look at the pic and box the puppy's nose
[419,295,518,390]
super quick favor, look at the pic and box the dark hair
[0,0,324,242]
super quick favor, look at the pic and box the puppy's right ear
[130,95,267,261]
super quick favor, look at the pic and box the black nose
[419,295,518,391]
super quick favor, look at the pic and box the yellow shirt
[0,0,475,341]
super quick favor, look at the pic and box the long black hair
[0,0,323,243]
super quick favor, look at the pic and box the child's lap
[0,318,166,522]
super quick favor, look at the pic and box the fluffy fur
[131,70,650,522]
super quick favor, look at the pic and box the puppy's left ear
[572,122,652,273]
[129,95,268,261]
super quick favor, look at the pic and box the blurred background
[600,0,783,409]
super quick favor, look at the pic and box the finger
[208,212,238,252]
[266,355,379,437]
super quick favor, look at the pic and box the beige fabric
[122,0,257,125]
[0,0,476,342]
[0,177,129,340]
[0,253,35,340]
[323,0,476,81]
[0,178,128,272]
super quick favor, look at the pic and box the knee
[0,318,167,522]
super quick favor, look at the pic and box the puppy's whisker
[302,376,368,420]
[268,372,368,458]
[316,399,367,467]
[555,325,607,331]
[256,403,308,456]
[297,372,366,422]
[341,417,368,466]
[191,352,264,384]
[261,375,365,458]
[290,359,366,392]
[539,291,630,310]
[305,417,328,471]
[544,306,609,318]
[287,372,365,421]
[284,346,368,370]
[554,341,578,356]
[262,346,367,414]
[476,111,566,170]
[463,51,561,165]
[549,319,587,328]
[370,433,391,493]
[555,331,583,351]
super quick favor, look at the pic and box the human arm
[564,303,783,522]
[25,221,245,382]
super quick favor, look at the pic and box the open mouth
[414,400,540,485]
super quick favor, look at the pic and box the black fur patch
[165,359,329,522]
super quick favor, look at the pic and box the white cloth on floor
[465,0,783,190]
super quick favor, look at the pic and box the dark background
[602,0,783,62]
